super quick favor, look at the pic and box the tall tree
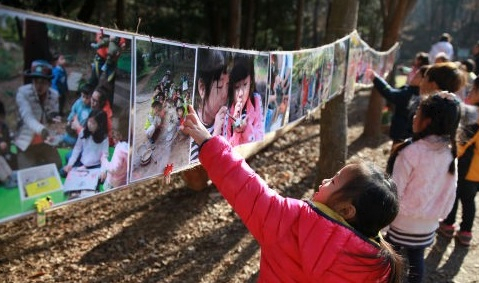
[115,0,125,30]
[315,0,359,182]
[24,19,50,85]
[363,0,417,137]
[229,0,242,47]
[243,0,256,49]
[294,0,304,49]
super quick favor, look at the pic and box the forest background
[1,0,478,64]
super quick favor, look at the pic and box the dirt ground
[1,91,479,282]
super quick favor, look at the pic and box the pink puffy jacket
[200,136,392,282]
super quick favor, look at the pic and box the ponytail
[449,134,457,174]
[386,139,412,175]
[379,237,404,283]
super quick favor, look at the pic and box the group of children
[59,81,129,193]
[143,72,190,147]
[177,49,479,282]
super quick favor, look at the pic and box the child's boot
[437,221,455,238]
[455,231,472,247]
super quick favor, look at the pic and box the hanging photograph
[330,37,349,99]
[345,31,363,102]
[0,10,133,223]
[189,48,268,163]
[357,47,373,86]
[129,37,196,183]
[319,44,335,106]
[265,52,292,133]
[288,48,323,123]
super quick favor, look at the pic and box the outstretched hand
[180,105,212,146]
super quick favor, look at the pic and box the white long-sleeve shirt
[68,129,109,169]
[429,41,454,63]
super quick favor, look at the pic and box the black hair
[440,33,452,42]
[227,55,256,109]
[387,92,460,175]
[415,52,430,66]
[78,83,94,97]
[52,52,62,61]
[425,62,465,93]
[328,163,403,283]
[461,59,476,73]
[0,100,5,118]
[151,100,161,109]
[330,163,399,238]
[93,83,110,108]
[196,49,228,114]
[82,109,108,144]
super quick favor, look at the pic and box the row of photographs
[0,7,399,223]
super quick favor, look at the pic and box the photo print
[0,9,133,222]
[265,52,292,133]
[319,44,335,106]
[288,48,324,123]
[190,48,268,163]
[129,37,196,183]
[330,38,349,99]
[345,31,363,102]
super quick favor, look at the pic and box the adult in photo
[15,60,62,170]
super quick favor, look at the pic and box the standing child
[407,62,465,137]
[60,109,109,177]
[385,92,461,283]
[180,105,403,283]
[366,66,428,147]
[439,77,479,246]
[225,56,264,146]
[101,110,129,190]
[51,52,69,117]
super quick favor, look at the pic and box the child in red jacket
[180,105,403,283]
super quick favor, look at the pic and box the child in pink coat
[101,111,129,190]
[181,105,403,283]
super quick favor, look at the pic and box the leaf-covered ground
[1,91,478,282]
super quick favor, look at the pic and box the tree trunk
[312,0,321,46]
[294,0,304,49]
[363,0,417,138]
[77,0,96,23]
[115,0,125,30]
[244,0,256,49]
[315,0,359,183]
[24,20,50,85]
[229,0,241,47]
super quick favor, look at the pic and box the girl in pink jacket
[181,105,403,283]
